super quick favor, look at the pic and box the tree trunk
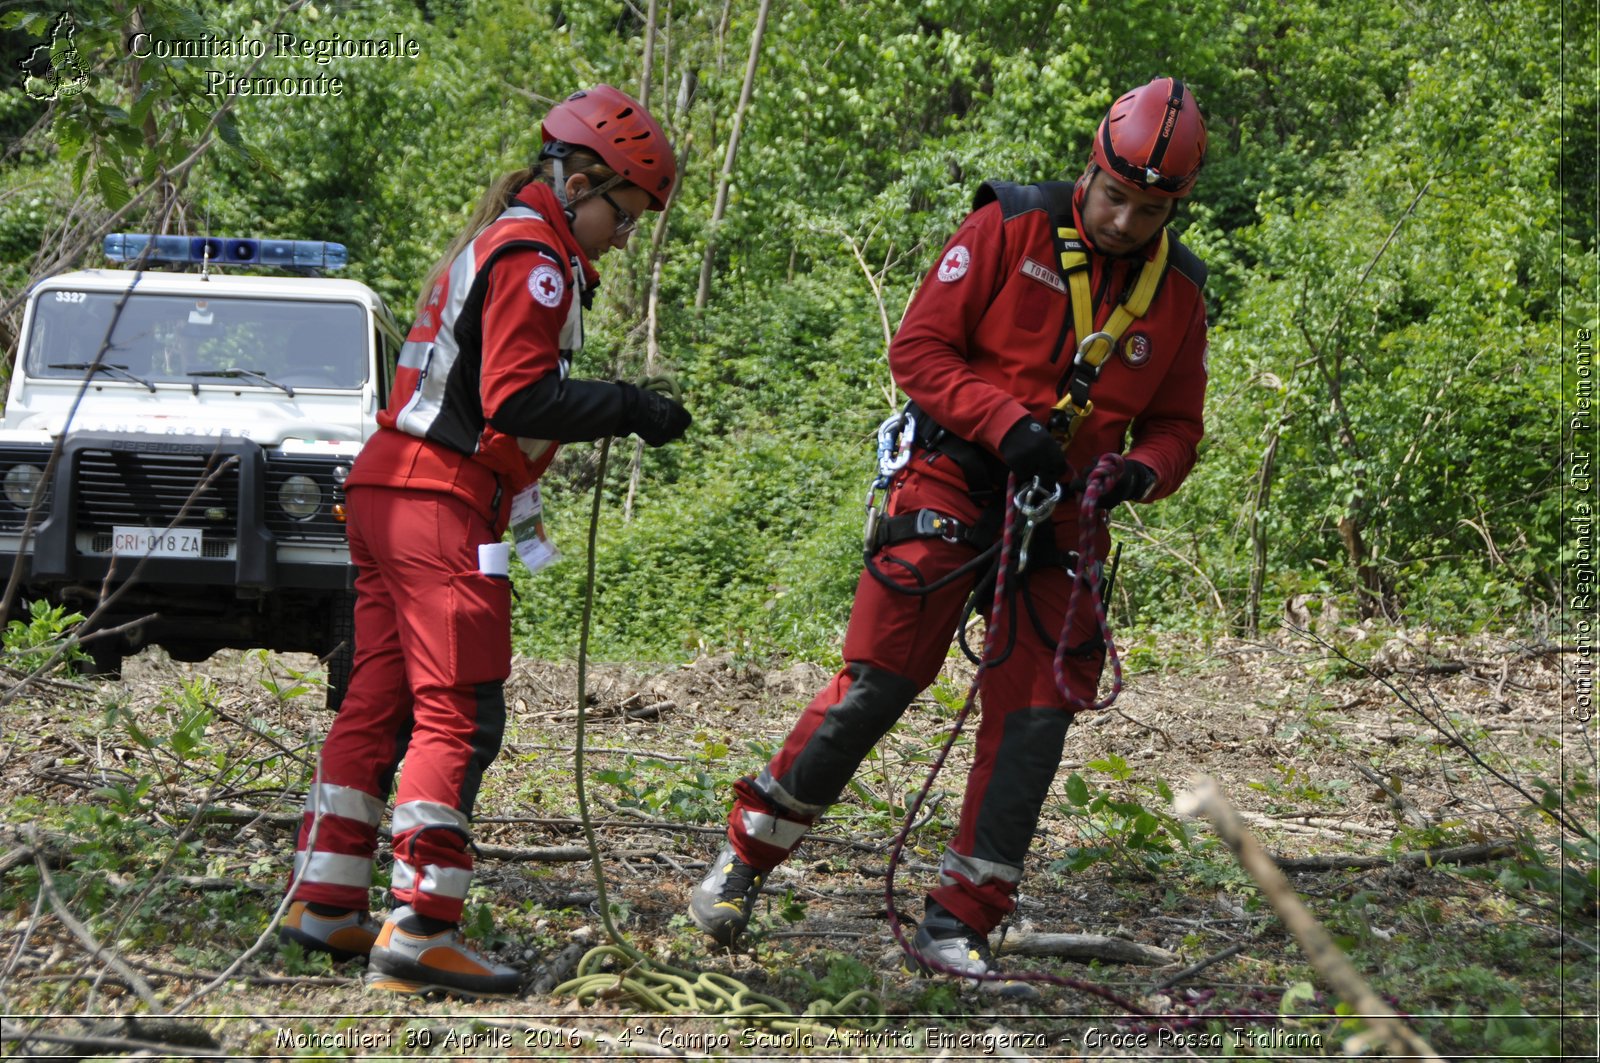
[624,129,689,522]
[1337,514,1393,619]
[638,0,658,108]
[624,255,666,522]
[696,0,771,310]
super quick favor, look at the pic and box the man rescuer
[690,77,1211,997]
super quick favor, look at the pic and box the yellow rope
[552,434,884,1036]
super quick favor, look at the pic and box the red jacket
[890,179,1208,506]
[351,181,623,527]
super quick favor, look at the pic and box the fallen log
[996,932,1177,966]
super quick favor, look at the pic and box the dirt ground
[0,626,1590,1060]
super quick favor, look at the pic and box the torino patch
[1121,332,1153,368]
[936,244,971,282]
[527,263,565,307]
[1019,257,1066,294]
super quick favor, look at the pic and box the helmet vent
[617,107,634,118]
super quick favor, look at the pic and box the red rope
[1055,452,1125,710]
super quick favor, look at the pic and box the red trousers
[290,485,511,922]
[727,464,1103,934]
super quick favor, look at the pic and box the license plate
[112,526,204,558]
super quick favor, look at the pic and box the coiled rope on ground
[550,436,885,1035]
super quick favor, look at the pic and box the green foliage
[0,0,1584,658]
[1246,763,1350,814]
[795,952,874,1000]
[3,598,87,672]
[592,747,731,824]
[1053,761,1198,877]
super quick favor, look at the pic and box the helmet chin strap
[544,143,579,225]
[551,157,578,225]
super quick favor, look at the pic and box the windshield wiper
[48,361,157,392]
[188,368,295,397]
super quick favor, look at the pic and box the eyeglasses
[598,191,639,238]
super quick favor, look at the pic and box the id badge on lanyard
[509,484,557,573]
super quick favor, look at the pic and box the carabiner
[1073,330,1116,368]
[1014,477,1062,523]
[1013,477,1062,573]
[863,483,884,550]
[875,410,917,481]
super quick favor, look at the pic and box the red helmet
[1091,77,1207,198]
[541,84,677,210]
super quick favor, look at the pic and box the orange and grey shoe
[689,843,767,946]
[364,905,521,1000]
[278,901,378,962]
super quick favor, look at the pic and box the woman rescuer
[278,85,690,1000]
[690,78,1211,998]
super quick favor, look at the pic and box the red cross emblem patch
[528,264,565,308]
[936,244,971,283]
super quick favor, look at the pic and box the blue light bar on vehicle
[102,233,348,271]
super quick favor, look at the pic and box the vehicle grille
[74,448,240,533]
[0,444,349,544]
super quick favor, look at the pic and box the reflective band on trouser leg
[392,799,470,836]
[727,774,815,869]
[390,860,474,900]
[291,851,375,910]
[935,848,1022,909]
[289,782,385,910]
[391,800,476,921]
[305,782,386,825]
[739,810,810,850]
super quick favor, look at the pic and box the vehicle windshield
[26,290,370,389]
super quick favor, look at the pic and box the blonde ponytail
[412,149,621,320]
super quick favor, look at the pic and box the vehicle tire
[81,639,124,679]
[325,590,356,712]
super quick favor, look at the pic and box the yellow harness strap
[1050,228,1169,441]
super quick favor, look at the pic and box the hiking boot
[907,902,1040,1002]
[278,901,378,962]
[689,843,767,946]
[364,905,521,1000]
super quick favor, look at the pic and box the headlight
[277,474,322,520]
[4,465,44,509]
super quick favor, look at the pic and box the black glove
[617,381,691,446]
[1088,458,1157,509]
[998,416,1068,484]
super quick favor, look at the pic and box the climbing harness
[859,409,1006,603]
[553,437,884,1035]
[882,463,1147,1010]
[1047,227,1171,445]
